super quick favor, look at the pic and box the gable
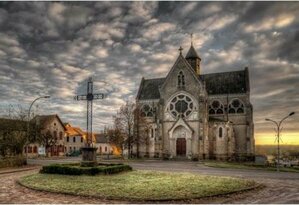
[160,54,203,92]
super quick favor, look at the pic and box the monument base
[81,147,98,167]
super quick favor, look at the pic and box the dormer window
[178,71,185,88]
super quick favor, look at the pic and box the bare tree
[134,104,152,158]
[114,101,135,158]
[37,130,57,157]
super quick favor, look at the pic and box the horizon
[0,2,298,145]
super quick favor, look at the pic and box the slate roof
[95,133,108,143]
[200,70,248,95]
[33,114,66,131]
[185,45,200,59]
[137,69,248,100]
[0,118,26,131]
[137,78,165,100]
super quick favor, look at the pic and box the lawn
[19,170,256,201]
[203,161,299,173]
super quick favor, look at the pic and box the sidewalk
[0,165,39,175]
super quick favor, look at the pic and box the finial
[190,33,193,46]
[179,46,183,55]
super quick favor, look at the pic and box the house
[95,133,120,156]
[26,114,66,157]
[64,123,85,154]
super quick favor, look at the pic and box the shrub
[0,155,26,168]
[40,163,132,176]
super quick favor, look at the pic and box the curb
[0,167,39,175]
[17,177,262,202]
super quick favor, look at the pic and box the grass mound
[19,170,256,201]
[40,163,132,175]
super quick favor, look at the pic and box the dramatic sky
[0,1,298,144]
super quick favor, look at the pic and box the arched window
[59,131,63,140]
[140,104,154,117]
[228,99,245,114]
[219,127,223,138]
[209,100,224,115]
[178,71,185,87]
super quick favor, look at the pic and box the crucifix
[75,77,105,147]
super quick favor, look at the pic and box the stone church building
[135,42,255,161]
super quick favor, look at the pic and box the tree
[114,101,135,158]
[0,104,28,157]
[134,104,152,158]
[37,130,57,157]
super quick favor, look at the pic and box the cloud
[0,1,298,138]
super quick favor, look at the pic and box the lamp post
[265,112,295,172]
[26,95,50,162]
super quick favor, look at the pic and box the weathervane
[75,77,105,147]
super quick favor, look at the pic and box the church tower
[185,35,201,75]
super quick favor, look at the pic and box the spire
[185,34,201,75]
[191,33,193,46]
[185,45,200,59]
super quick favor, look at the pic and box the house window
[219,127,223,138]
[105,146,107,152]
[73,137,76,143]
[81,137,83,143]
[54,123,56,126]
[33,146,37,153]
[100,147,102,153]
[67,136,69,142]
[74,147,76,151]
[59,132,63,140]
[70,146,72,151]
[53,131,57,140]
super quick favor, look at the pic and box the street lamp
[26,95,50,162]
[265,112,295,172]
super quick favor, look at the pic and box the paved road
[1,158,298,203]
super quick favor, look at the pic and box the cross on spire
[74,77,105,147]
[190,33,193,46]
[179,46,183,55]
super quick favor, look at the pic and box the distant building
[135,42,255,161]
[25,114,66,157]
[64,123,86,154]
[95,133,121,156]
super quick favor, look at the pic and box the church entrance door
[176,138,186,156]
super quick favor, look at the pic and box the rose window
[169,94,194,118]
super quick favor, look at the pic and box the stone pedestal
[81,147,98,167]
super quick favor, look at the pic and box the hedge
[0,155,27,168]
[40,163,132,175]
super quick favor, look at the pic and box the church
[135,41,255,161]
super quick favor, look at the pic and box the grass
[18,170,256,201]
[203,161,299,173]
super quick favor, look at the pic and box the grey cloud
[0,1,298,135]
